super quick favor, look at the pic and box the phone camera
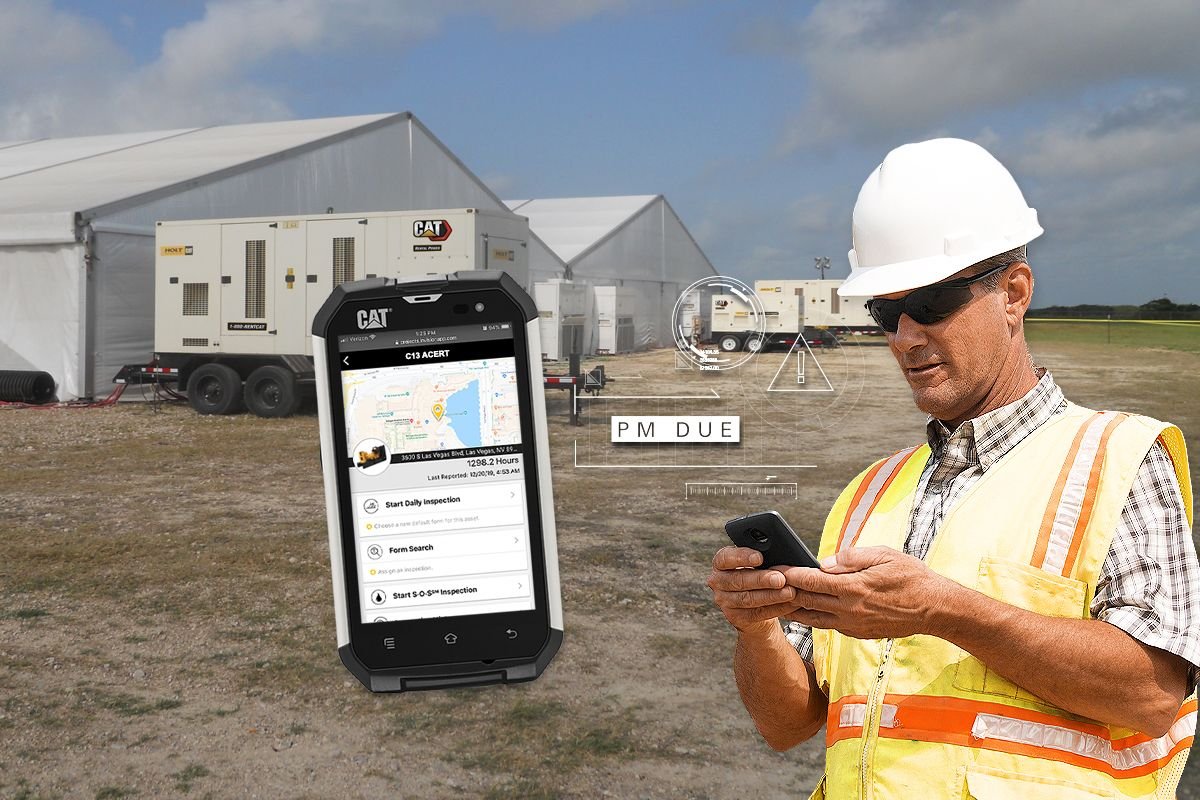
[474,302,485,312]
[749,528,769,544]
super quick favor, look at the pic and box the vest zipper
[859,637,895,800]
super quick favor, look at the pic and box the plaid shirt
[785,371,1200,693]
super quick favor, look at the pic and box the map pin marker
[432,403,445,421]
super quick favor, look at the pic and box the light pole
[814,256,831,279]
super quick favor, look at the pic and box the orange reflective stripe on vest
[827,694,1197,780]
[1032,411,1129,577]
[816,408,1194,797]
[836,445,921,551]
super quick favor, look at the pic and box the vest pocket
[953,556,1088,704]
[964,767,1113,798]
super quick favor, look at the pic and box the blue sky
[5,0,1200,305]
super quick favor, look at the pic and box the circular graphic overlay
[671,275,767,371]
[353,438,390,476]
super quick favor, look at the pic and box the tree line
[1029,298,1200,320]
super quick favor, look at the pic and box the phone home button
[444,633,458,645]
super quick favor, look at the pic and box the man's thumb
[820,546,884,574]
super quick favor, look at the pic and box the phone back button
[444,633,458,645]
[505,628,518,640]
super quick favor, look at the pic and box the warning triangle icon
[766,335,835,393]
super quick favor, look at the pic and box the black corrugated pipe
[0,371,56,404]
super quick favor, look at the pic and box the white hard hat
[839,138,1042,297]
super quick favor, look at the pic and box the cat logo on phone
[357,308,392,330]
[413,220,453,242]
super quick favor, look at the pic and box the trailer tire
[745,336,764,353]
[244,365,299,418]
[187,363,243,415]
[718,334,742,353]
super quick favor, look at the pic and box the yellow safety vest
[809,404,1196,799]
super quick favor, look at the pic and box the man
[708,138,1198,799]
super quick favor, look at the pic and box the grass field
[1027,318,1200,354]
[1,339,1198,799]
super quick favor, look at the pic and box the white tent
[0,112,565,400]
[507,195,716,350]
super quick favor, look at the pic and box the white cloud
[757,0,1200,150]
[997,87,1200,304]
[788,194,836,233]
[154,0,437,88]
[0,1,127,77]
[733,243,802,276]
[472,0,635,30]
[0,0,642,139]
[732,1,1200,302]
[1017,90,1200,179]
[749,244,789,262]
[1009,88,1200,251]
[480,171,518,196]
[0,1,132,138]
[0,0,407,137]
[971,126,1001,153]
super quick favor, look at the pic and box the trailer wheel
[745,336,764,353]
[244,365,299,418]
[718,334,742,352]
[187,363,243,415]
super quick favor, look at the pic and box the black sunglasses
[864,262,1010,333]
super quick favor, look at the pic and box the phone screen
[336,321,536,624]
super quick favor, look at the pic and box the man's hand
[707,545,829,749]
[780,545,951,640]
[768,545,1189,736]
[707,546,802,632]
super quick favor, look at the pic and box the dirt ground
[1,337,1197,799]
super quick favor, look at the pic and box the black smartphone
[725,510,821,569]
[313,271,563,692]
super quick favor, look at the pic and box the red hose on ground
[0,383,127,410]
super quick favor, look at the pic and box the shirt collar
[925,369,1065,470]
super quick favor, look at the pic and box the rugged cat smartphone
[313,272,563,691]
[725,511,821,570]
